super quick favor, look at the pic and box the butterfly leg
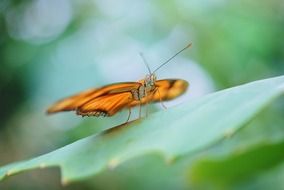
[145,101,149,117]
[125,108,131,123]
[145,92,154,117]
[139,101,142,118]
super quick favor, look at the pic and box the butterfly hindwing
[47,82,141,114]
[76,92,133,117]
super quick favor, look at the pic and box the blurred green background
[0,0,283,189]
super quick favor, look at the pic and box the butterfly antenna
[153,43,192,73]
[139,52,152,74]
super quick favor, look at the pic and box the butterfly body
[132,74,156,101]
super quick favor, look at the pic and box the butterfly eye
[145,75,150,81]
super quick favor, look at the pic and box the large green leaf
[189,140,284,189]
[0,75,283,184]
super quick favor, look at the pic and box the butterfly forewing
[154,79,189,101]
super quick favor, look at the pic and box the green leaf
[189,140,284,188]
[0,75,284,184]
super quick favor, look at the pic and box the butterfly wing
[76,92,133,117]
[154,79,189,101]
[47,82,141,114]
[128,79,188,107]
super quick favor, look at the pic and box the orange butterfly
[47,43,191,121]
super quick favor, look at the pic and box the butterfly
[47,43,191,121]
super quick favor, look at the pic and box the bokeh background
[0,0,283,189]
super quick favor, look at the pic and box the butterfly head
[144,74,156,88]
